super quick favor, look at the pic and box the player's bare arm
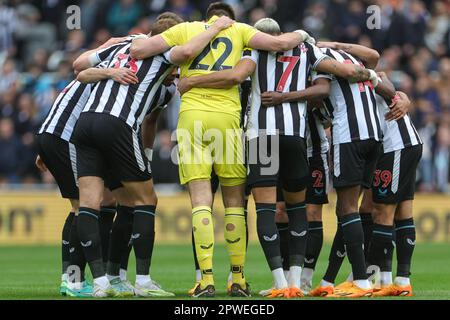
[260,78,331,107]
[375,71,396,99]
[177,58,256,95]
[72,37,128,72]
[317,41,380,69]
[248,29,313,52]
[316,58,379,86]
[130,16,234,61]
[77,67,139,85]
[385,91,411,122]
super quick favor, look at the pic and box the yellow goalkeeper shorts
[176,110,246,187]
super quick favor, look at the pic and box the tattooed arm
[315,57,379,86]
[317,41,380,69]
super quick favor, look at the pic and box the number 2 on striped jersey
[113,53,138,73]
[276,56,300,92]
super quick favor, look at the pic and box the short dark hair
[206,2,235,20]
[156,12,184,23]
[151,18,179,36]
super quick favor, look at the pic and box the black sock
[360,212,373,262]
[367,224,394,273]
[276,223,290,271]
[132,205,156,275]
[323,219,345,283]
[77,207,104,279]
[99,206,116,265]
[192,229,200,270]
[62,212,75,274]
[69,215,86,283]
[304,221,323,270]
[256,203,282,271]
[341,213,367,280]
[395,218,416,277]
[107,205,133,276]
[286,202,308,267]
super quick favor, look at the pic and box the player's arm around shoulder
[168,16,235,65]
[177,56,256,95]
[77,67,139,85]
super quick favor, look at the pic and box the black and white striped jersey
[38,79,92,141]
[376,94,422,153]
[147,84,177,115]
[306,110,329,158]
[38,59,112,141]
[82,42,174,130]
[37,36,142,141]
[244,42,328,140]
[315,48,382,145]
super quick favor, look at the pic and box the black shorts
[306,153,329,205]
[36,133,79,199]
[247,135,309,192]
[71,113,152,183]
[372,144,422,204]
[333,140,382,189]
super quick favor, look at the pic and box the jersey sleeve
[160,22,188,47]
[305,42,329,70]
[237,23,260,47]
[241,48,258,64]
[89,41,128,66]
[311,70,333,82]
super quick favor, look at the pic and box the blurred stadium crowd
[0,0,449,192]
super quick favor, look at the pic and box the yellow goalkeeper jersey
[161,16,258,117]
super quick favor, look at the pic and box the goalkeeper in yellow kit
[131,2,313,297]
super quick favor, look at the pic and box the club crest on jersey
[300,43,308,53]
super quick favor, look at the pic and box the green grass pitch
[0,243,449,300]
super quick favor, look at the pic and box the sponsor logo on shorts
[378,188,388,197]
[80,240,92,248]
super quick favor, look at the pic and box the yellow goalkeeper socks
[224,207,247,286]
[192,206,214,286]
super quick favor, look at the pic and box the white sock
[394,276,410,286]
[68,281,83,290]
[195,269,202,282]
[61,273,68,281]
[288,266,302,288]
[107,274,119,282]
[227,272,232,283]
[272,268,288,289]
[283,270,290,281]
[301,267,314,284]
[320,279,334,287]
[354,279,371,290]
[136,274,152,286]
[119,269,127,281]
[380,272,393,286]
[94,276,110,289]
[346,272,353,282]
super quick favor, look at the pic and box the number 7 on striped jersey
[276,56,300,92]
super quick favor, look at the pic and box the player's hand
[211,15,235,31]
[100,37,128,49]
[294,30,316,45]
[177,77,192,96]
[386,92,410,121]
[368,69,382,88]
[35,155,47,172]
[261,91,284,106]
[110,68,139,85]
[316,41,338,49]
